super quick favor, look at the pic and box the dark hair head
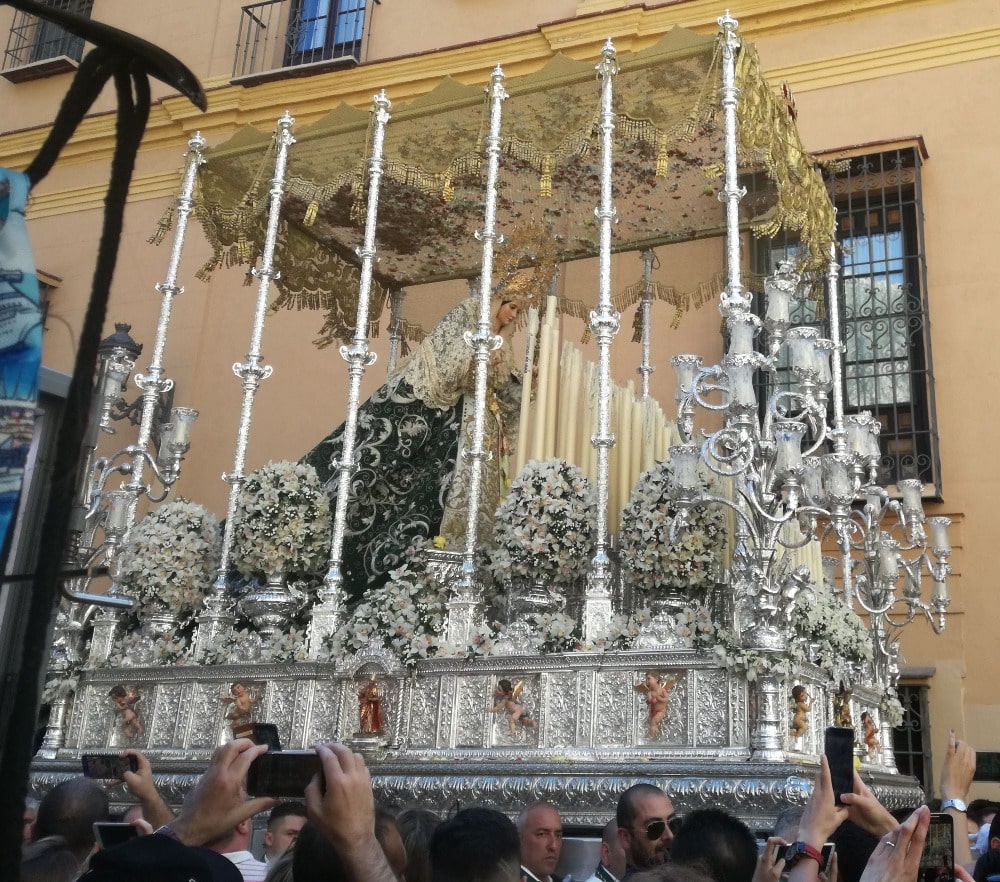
[967,800,1000,828]
[430,807,520,882]
[20,835,78,882]
[829,820,880,882]
[498,679,513,694]
[989,812,1000,844]
[35,778,110,858]
[397,808,441,882]
[617,783,667,829]
[973,849,1000,882]
[671,809,758,882]
[292,822,348,882]
[266,801,307,831]
[629,862,718,882]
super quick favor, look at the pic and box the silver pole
[582,41,620,643]
[308,92,391,654]
[206,113,293,597]
[445,66,508,648]
[717,12,749,318]
[637,249,655,400]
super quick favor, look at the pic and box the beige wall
[3,0,998,788]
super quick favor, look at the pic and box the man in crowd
[582,819,627,882]
[517,801,564,882]
[206,816,268,881]
[33,776,110,867]
[616,783,676,879]
[263,802,307,864]
[431,807,521,882]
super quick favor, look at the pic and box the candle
[170,407,199,446]
[563,347,581,467]
[104,491,132,536]
[785,326,818,373]
[898,479,924,518]
[514,307,540,475]
[764,275,793,327]
[630,391,643,494]
[530,306,552,462]
[544,318,560,457]
[726,313,761,356]
[724,354,757,408]
[877,535,900,582]
[774,421,806,477]
[671,354,702,403]
[822,453,855,500]
[669,443,700,495]
[845,412,875,456]
[801,456,823,502]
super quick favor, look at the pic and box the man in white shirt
[583,820,627,882]
[206,817,268,882]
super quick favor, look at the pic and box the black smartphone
[81,754,139,780]
[824,726,855,805]
[246,750,322,798]
[918,814,954,882]
[93,821,140,849]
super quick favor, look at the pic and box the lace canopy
[189,27,835,346]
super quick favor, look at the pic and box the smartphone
[81,754,139,780]
[246,750,322,798]
[820,843,835,875]
[824,726,855,806]
[93,821,139,849]
[918,814,954,882]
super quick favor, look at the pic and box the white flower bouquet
[619,460,727,599]
[324,546,446,668]
[117,499,221,621]
[488,458,595,588]
[794,586,874,675]
[233,461,331,579]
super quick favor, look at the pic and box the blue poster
[0,168,43,554]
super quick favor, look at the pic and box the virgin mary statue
[301,292,530,602]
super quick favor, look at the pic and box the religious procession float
[31,14,951,828]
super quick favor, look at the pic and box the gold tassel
[147,206,173,245]
[442,173,454,204]
[540,154,552,198]
[350,193,365,225]
[655,135,669,179]
[304,193,320,227]
[670,306,684,330]
[581,328,592,345]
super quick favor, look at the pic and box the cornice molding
[4,1,989,196]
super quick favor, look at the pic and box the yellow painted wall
[2,0,998,792]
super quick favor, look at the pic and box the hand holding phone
[919,814,955,882]
[246,750,322,798]
[824,727,855,806]
[82,754,139,780]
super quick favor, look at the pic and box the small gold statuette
[635,671,677,740]
[790,684,812,739]
[491,678,537,737]
[357,676,385,736]
[108,685,144,741]
[221,681,259,738]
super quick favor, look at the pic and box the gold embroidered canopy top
[188,25,834,347]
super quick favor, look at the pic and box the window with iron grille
[2,0,93,81]
[893,683,933,795]
[755,146,941,494]
[233,0,366,79]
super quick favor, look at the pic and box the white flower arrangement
[233,461,332,579]
[107,631,192,668]
[193,626,310,665]
[880,687,905,727]
[42,672,80,703]
[579,608,654,651]
[793,587,874,675]
[324,547,446,668]
[487,458,595,588]
[117,499,221,621]
[619,460,727,598]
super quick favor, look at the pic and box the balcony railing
[2,1,94,83]
[233,0,364,81]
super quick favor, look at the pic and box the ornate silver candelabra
[659,13,949,762]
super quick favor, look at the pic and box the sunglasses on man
[633,815,683,840]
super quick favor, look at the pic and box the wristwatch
[941,798,968,812]
[782,842,823,868]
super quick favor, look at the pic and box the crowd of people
[19,731,1000,882]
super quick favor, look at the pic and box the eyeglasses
[633,816,683,841]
